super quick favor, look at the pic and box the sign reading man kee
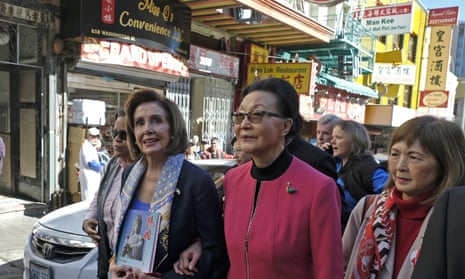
[353,4,413,36]
[61,0,191,59]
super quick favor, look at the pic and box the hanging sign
[424,25,453,91]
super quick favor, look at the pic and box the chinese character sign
[246,63,313,95]
[425,25,453,91]
[249,44,269,63]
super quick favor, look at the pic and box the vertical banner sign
[101,0,115,24]
[424,25,453,91]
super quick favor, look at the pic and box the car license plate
[30,262,50,279]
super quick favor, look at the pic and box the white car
[23,159,236,279]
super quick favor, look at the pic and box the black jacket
[287,135,337,181]
[121,160,228,279]
[412,187,465,279]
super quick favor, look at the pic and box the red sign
[353,4,412,19]
[428,7,459,26]
[315,92,366,122]
[419,90,449,108]
[101,0,115,24]
[187,45,239,79]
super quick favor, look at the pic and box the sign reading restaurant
[353,4,413,36]
[61,0,191,59]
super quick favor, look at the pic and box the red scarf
[353,189,395,279]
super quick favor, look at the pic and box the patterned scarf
[353,189,396,279]
[114,153,184,270]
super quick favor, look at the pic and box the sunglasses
[231,110,284,125]
[111,130,127,140]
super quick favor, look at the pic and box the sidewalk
[0,195,48,217]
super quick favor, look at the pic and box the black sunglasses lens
[112,130,127,140]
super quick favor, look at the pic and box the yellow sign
[249,44,269,63]
[247,63,313,95]
[425,25,453,91]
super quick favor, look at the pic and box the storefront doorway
[0,63,44,199]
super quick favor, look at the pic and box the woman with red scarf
[343,115,465,279]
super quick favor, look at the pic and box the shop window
[0,22,13,62]
[19,25,39,64]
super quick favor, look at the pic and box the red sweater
[223,153,343,279]
[393,188,432,278]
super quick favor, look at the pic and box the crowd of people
[184,136,234,160]
[80,78,465,279]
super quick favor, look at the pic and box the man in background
[316,114,341,155]
[79,127,103,201]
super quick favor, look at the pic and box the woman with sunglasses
[82,110,134,279]
[223,78,344,278]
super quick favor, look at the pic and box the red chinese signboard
[101,0,115,24]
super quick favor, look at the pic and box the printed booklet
[115,209,161,272]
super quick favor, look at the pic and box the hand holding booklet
[115,209,161,272]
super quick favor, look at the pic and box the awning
[180,0,334,47]
[318,72,378,98]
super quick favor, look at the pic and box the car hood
[38,200,91,237]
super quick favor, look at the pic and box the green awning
[317,72,378,98]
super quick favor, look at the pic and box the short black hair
[241,78,302,140]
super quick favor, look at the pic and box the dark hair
[385,115,465,205]
[125,89,188,160]
[231,136,237,147]
[114,109,126,121]
[241,78,302,140]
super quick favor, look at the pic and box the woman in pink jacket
[223,78,343,279]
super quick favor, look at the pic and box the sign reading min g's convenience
[62,0,191,59]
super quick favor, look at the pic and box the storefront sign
[372,63,416,85]
[61,0,191,59]
[249,44,269,63]
[424,25,453,91]
[428,6,459,26]
[0,2,49,26]
[187,45,239,79]
[246,63,313,95]
[353,4,412,36]
[315,92,366,122]
[81,38,189,77]
[419,90,449,108]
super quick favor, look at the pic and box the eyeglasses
[111,130,127,140]
[231,110,284,125]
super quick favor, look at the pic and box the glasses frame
[231,110,284,125]
[111,130,127,140]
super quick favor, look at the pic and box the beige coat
[342,195,433,279]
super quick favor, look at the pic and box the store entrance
[0,63,44,199]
